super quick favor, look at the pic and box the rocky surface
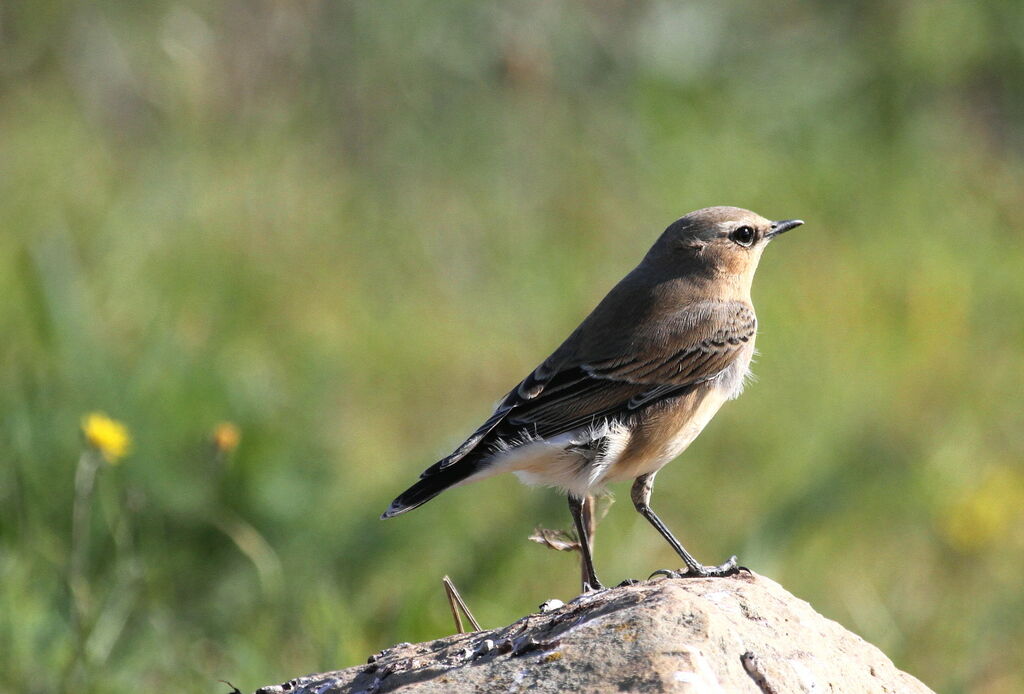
[255,572,933,693]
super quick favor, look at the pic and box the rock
[255,572,933,693]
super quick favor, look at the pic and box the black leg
[631,472,738,578]
[568,494,603,591]
[579,494,596,591]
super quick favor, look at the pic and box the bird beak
[767,219,804,238]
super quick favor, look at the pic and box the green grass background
[2,2,1023,692]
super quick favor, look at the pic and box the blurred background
[2,1,1023,692]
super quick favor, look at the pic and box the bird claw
[648,568,680,580]
[616,578,642,587]
[692,555,741,577]
[648,556,742,580]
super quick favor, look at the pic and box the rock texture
[255,572,933,694]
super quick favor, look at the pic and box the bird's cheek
[723,253,751,276]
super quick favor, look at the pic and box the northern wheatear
[382,206,805,590]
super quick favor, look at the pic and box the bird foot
[648,556,742,580]
[616,578,642,588]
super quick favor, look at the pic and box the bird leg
[580,494,597,590]
[631,472,739,578]
[568,494,603,591]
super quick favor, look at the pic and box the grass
[1,2,1023,692]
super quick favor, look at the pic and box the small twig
[529,493,608,589]
[528,527,581,552]
[528,491,615,554]
[442,575,481,633]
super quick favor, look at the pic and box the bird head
[647,206,803,292]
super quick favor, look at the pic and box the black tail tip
[380,501,407,519]
[381,467,464,519]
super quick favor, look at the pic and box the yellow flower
[81,412,132,463]
[941,467,1024,552]
[212,421,241,455]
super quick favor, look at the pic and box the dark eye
[731,225,756,247]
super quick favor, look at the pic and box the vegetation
[1,2,1022,692]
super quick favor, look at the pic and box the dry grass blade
[528,492,614,553]
[442,575,481,633]
[528,527,582,552]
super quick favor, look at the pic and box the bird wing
[503,301,756,438]
[427,300,755,472]
[582,300,756,385]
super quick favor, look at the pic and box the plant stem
[65,449,100,689]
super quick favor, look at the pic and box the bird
[382,206,805,591]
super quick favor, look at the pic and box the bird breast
[603,342,755,484]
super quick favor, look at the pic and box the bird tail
[380,456,483,519]
[382,405,512,519]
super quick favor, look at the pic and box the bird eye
[731,225,756,247]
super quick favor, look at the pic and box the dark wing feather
[582,302,757,384]
[425,347,577,473]
[495,301,756,443]
[419,405,512,476]
[505,370,654,438]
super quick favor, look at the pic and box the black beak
[768,219,804,238]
